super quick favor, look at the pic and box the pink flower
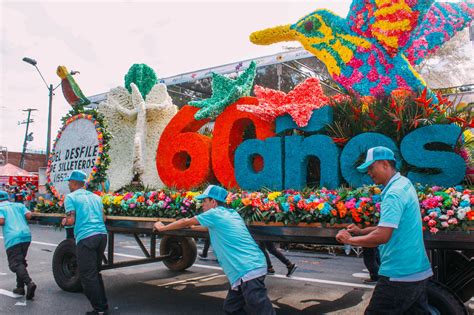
[429,212,438,218]
[430,227,439,234]
[423,216,430,222]
[441,222,449,228]
[428,220,437,227]
[448,218,458,225]
[446,210,454,216]
[129,203,136,209]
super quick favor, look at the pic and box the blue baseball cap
[357,146,396,173]
[0,190,9,201]
[66,170,88,182]
[195,185,229,203]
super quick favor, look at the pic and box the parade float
[33,1,473,312]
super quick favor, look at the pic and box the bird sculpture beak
[250,24,297,45]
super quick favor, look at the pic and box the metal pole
[20,109,35,169]
[46,84,53,163]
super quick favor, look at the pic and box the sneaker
[13,287,25,295]
[198,253,208,260]
[26,282,36,300]
[286,264,297,277]
[267,267,275,275]
[363,278,378,284]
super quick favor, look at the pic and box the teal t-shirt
[196,206,266,285]
[64,189,107,244]
[378,173,432,279]
[0,201,31,249]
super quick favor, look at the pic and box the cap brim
[195,194,209,200]
[357,160,376,173]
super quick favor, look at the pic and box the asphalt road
[0,224,472,314]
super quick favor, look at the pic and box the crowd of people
[0,146,434,314]
[0,182,37,210]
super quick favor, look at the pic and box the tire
[427,280,467,315]
[160,236,197,271]
[52,239,82,292]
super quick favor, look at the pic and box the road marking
[159,273,219,286]
[0,289,22,298]
[17,238,375,290]
[0,273,7,276]
[352,272,370,279]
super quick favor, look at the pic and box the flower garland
[35,185,473,233]
[47,106,111,201]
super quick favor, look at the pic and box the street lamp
[22,57,68,164]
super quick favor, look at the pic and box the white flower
[456,208,467,220]
[98,83,177,191]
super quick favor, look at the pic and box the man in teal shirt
[154,185,275,314]
[336,146,432,314]
[62,170,108,315]
[0,190,37,299]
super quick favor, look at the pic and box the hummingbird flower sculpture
[98,82,177,191]
[250,0,473,100]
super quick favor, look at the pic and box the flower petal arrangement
[35,185,473,233]
[189,61,257,120]
[238,78,341,127]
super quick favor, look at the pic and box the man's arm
[0,218,4,225]
[154,217,200,232]
[347,224,378,236]
[336,226,393,247]
[25,212,32,220]
[61,211,76,226]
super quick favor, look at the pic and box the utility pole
[19,108,37,169]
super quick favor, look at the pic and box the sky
[1,0,353,154]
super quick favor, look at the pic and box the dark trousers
[223,276,275,315]
[363,247,380,280]
[6,242,32,288]
[365,276,430,315]
[259,241,291,268]
[77,234,108,312]
[202,239,210,256]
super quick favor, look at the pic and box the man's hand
[336,229,352,244]
[153,221,165,232]
[61,217,67,226]
[346,224,362,236]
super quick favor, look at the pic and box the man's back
[0,201,31,249]
[197,206,266,285]
[64,189,106,243]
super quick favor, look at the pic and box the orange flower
[467,210,474,221]
[137,196,145,203]
[241,198,251,206]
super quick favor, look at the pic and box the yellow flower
[113,196,124,205]
[186,191,200,198]
[268,192,282,201]
[317,203,325,211]
[373,187,382,195]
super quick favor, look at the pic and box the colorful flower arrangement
[189,61,257,120]
[47,107,111,201]
[35,185,473,233]
[237,78,347,127]
[250,2,473,100]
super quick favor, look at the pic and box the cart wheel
[427,280,467,315]
[52,239,82,292]
[160,236,197,271]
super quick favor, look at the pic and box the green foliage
[124,64,158,99]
